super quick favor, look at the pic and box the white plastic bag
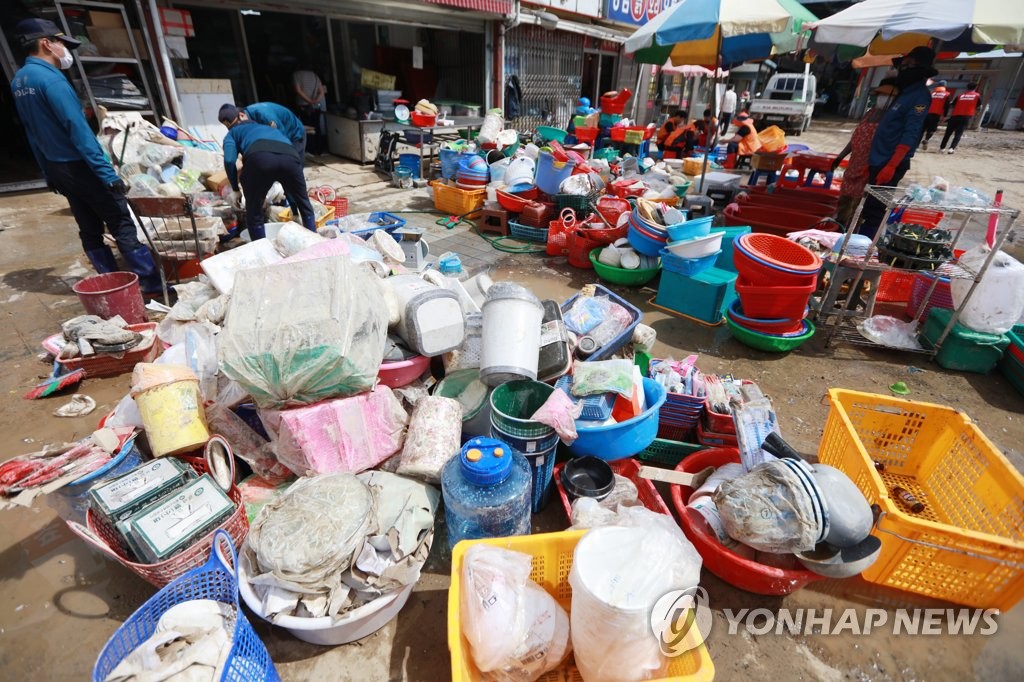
[461,545,571,681]
[951,244,1024,334]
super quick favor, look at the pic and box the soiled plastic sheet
[218,255,388,408]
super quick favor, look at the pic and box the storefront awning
[422,0,512,14]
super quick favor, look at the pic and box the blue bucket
[569,378,667,460]
[522,443,558,513]
[50,438,144,523]
[439,148,460,179]
[399,153,421,178]
[535,151,575,195]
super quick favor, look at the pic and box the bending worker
[722,112,761,168]
[11,18,161,294]
[664,115,703,159]
[657,110,685,157]
[218,103,316,240]
[243,101,307,157]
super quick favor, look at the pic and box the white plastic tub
[480,283,544,387]
[664,231,724,259]
[386,275,466,357]
[238,563,414,645]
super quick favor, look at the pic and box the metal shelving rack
[813,184,1020,356]
[54,0,159,121]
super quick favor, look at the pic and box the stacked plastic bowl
[728,233,821,352]
[627,207,669,256]
[455,153,489,190]
[659,216,722,276]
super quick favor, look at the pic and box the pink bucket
[72,272,146,324]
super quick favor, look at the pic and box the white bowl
[663,232,724,259]
[239,561,415,646]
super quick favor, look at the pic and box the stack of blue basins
[627,208,669,256]
[455,153,489,190]
[660,216,718,276]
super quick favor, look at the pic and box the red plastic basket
[411,111,436,127]
[46,322,160,378]
[876,270,915,303]
[609,127,627,142]
[553,457,670,522]
[733,248,820,287]
[735,278,817,319]
[567,230,602,269]
[67,456,249,588]
[546,208,577,257]
[899,208,944,227]
[609,178,646,199]
[594,196,630,225]
[738,233,822,271]
[309,186,349,217]
[906,271,954,321]
[575,127,598,143]
[696,420,738,447]
[670,448,822,595]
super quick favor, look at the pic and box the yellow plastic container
[817,389,1024,610]
[448,530,715,682]
[431,180,486,218]
[132,363,210,457]
[757,125,787,153]
[683,158,704,177]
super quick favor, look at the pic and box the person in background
[919,80,950,150]
[292,68,326,154]
[11,18,162,294]
[721,112,760,168]
[664,114,702,158]
[940,82,981,154]
[857,46,937,236]
[699,108,718,147]
[831,81,899,228]
[720,84,737,136]
[244,101,307,157]
[218,104,316,240]
[657,110,685,151]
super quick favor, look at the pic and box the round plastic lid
[460,436,513,486]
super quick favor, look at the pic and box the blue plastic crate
[655,268,737,325]
[660,249,720,276]
[509,220,549,243]
[710,225,751,272]
[560,284,642,362]
[555,375,616,421]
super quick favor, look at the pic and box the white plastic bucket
[480,283,543,387]
[386,275,465,357]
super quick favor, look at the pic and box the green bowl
[590,248,661,287]
[673,180,693,198]
[726,316,815,352]
[536,126,568,143]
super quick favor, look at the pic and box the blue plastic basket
[559,284,642,362]
[328,212,408,238]
[439,148,460,179]
[666,216,713,242]
[93,531,279,682]
[509,220,549,243]
[660,249,721,276]
[554,375,616,421]
[51,438,143,524]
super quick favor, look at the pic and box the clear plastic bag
[571,359,635,398]
[856,315,922,350]
[461,545,571,681]
[218,255,389,408]
[951,244,1024,334]
[586,301,632,348]
[562,296,611,335]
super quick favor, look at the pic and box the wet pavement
[0,123,1022,679]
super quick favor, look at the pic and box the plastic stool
[479,207,509,236]
[747,169,778,186]
[816,263,882,318]
[638,140,650,159]
[803,169,835,188]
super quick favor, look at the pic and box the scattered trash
[52,393,97,418]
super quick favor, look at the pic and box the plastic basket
[508,219,549,243]
[67,457,250,588]
[431,180,486,218]
[906,271,953,321]
[567,230,603,269]
[554,192,596,218]
[817,389,1024,610]
[546,209,577,257]
[559,285,641,361]
[554,375,616,421]
[309,186,349,217]
[575,127,598,144]
[876,270,915,303]
[449,530,715,682]
[92,531,278,682]
[51,438,143,524]
[49,322,160,378]
[553,457,671,522]
[636,437,704,467]
[696,420,738,447]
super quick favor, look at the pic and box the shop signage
[604,0,681,27]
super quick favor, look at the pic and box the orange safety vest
[736,120,761,155]
[665,122,697,148]
[952,91,981,117]
[657,120,677,145]
[928,87,950,116]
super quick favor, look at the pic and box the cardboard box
[159,8,195,37]
[86,26,149,60]
[204,170,230,193]
[88,10,124,29]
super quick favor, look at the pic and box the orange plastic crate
[431,180,486,218]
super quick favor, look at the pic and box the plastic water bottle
[441,437,532,549]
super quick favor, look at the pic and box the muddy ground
[0,121,1021,680]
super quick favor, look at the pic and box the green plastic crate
[636,438,704,467]
[920,307,1009,374]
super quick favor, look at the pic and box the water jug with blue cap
[441,436,531,548]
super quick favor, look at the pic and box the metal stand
[127,196,207,305]
[812,185,1020,356]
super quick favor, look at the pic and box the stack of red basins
[730,233,822,334]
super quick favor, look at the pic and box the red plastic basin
[377,355,430,388]
[735,278,816,320]
[734,247,820,287]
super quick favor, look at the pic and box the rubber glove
[109,179,129,195]
[230,189,243,210]
[876,145,910,186]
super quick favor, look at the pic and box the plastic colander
[737,233,821,272]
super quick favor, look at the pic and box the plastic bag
[856,315,922,350]
[396,396,463,484]
[461,545,571,681]
[951,244,1024,334]
[571,359,635,398]
[586,301,632,348]
[570,512,702,682]
[714,459,822,553]
[218,255,389,408]
[477,108,505,144]
[184,323,219,400]
[563,296,611,335]
[531,388,583,443]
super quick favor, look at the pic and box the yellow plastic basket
[448,530,716,682]
[817,389,1024,610]
[431,180,486,218]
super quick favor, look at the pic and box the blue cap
[460,437,513,486]
[579,97,591,108]
[15,18,82,48]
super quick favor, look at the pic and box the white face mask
[50,41,74,70]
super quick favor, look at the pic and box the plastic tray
[559,284,642,361]
[636,438,704,467]
[508,219,550,243]
[554,375,615,421]
[817,389,1024,610]
[347,211,407,237]
[448,530,715,682]
[553,457,671,521]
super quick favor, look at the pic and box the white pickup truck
[749,73,817,135]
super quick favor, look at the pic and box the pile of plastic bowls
[456,153,489,189]
[627,207,669,256]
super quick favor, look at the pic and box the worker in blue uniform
[858,46,937,237]
[242,102,307,157]
[11,18,161,293]
[218,103,316,240]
